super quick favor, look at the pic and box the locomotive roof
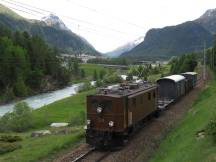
[94,81,157,98]
[157,75,185,83]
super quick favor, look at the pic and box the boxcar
[181,72,197,91]
[157,75,186,100]
[86,82,157,148]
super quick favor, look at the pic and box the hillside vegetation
[0,25,71,103]
[150,71,216,162]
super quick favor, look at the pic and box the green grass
[71,63,110,83]
[33,89,95,128]
[80,63,106,77]
[0,89,95,162]
[149,72,216,162]
[0,130,84,162]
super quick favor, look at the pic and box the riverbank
[0,89,95,162]
[0,83,82,116]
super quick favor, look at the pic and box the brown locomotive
[85,72,198,149]
[86,82,158,148]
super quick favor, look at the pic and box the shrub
[206,117,216,142]
[104,73,122,84]
[0,135,22,143]
[0,142,21,154]
[69,111,86,126]
[0,102,35,132]
[78,82,92,92]
[95,80,104,87]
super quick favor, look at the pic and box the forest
[0,25,71,102]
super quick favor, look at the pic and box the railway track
[71,147,110,162]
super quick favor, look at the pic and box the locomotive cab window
[91,99,98,108]
[91,99,112,112]
[100,100,112,112]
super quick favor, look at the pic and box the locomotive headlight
[87,119,91,125]
[108,121,114,127]
[97,107,103,114]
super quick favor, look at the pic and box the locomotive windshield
[91,99,112,112]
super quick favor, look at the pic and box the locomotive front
[86,93,126,148]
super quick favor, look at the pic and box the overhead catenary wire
[0,0,141,37]
[67,0,147,30]
[0,0,131,41]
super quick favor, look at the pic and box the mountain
[42,14,69,31]
[121,9,216,60]
[195,9,216,34]
[105,37,144,58]
[0,4,100,56]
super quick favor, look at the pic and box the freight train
[85,72,197,149]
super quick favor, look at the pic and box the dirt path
[53,70,210,162]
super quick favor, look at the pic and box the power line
[0,3,128,41]
[1,0,140,37]
[67,0,147,30]
[0,4,40,18]
[0,0,136,41]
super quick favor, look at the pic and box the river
[0,83,83,116]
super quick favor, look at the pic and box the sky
[1,0,216,53]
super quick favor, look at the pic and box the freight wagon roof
[157,75,185,83]
[93,82,157,98]
[181,72,197,75]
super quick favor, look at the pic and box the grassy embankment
[150,71,216,162]
[0,89,95,162]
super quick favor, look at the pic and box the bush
[0,102,35,132]
[95,80,104,87]
[0,135,22,143]
[0,142,21,154]
[78,82,93,92]
[206,117,216,142]
[69,111,85,126]
[104,73,122,84]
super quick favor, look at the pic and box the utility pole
[203,42,206,80]
[213,47,215,69]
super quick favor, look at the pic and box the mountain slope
[121,21,213,59]
[0,5,100,55]
[196,8,216,34]
[105,37,143,58]
[120,8,216,59]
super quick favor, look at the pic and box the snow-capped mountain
[196,8,216,34]
[42,14,69,31]
[105,36,144,57]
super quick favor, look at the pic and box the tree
[0,102,35,132]
[93,70,98,80]
[73,61,79,75]
[81,69,85,78]
[99,70,105,79]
